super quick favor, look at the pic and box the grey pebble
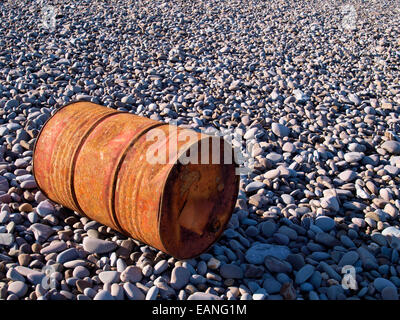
[82,237,117,254]
[99,271,120,284]
[7,281,28,298]
[93,290,115,300]
[123,282,145,300]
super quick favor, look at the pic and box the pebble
[315,232,340,247]
[382,227,400,238]
[264,256,292,273]
[82,237,117,254]
[7,281,28,298]
[36,200,55,217]
[381,287,399,300]
[146,286,159,300]
[170,266,191,290]
[338,170,357,182]
[187,292,222,300]
[219,264,243,279]
[295,265,315,284]
[40,241,68,254]
[338,251,359,267]
[29,223,55,242]
[344,152,364,163]
[373,278,396,292]
[245,243,291,264]
[381,141,400,154]
[0,233,14,246]
[56,248,79,264]
[99,271,120,284]
[263,277,282,294]
[271,122,290,137]
[120,266,142,283]
[111,283,125,300]
[93,290,115,300]
[153,260,169,275]
[245,181,266,193]
[123,282,145,300]
[73,266,90,279]
[315,216,335,232]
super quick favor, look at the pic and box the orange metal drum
[33,101,239,259]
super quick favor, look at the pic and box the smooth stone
[321,196,340,212]
[264,256,292,273]
[315,232,340,247]
[266,152,283,163]
[315,216,335,232]
[99,271,120,284]
[111,283,124,300]
[282,142,296,153]
[381,141,400,154]
[64,260,87,268]
[27,272,46,285]
[373,278,396,292]
[382,227,400,238]
[40,241,67,254]
[0,233,14,246]
[75,279,91,293]
[20,180,37,189]
[384,165,400,176]
[338,170,357,182]
[6,268,25,282]
[93,290,115,300]
[187,292,222,300]
[243,127,258,140]
[170,266,191,290]
[381,287,399,300]
[264,169,280,180]
[295,264,315,284]
[371,233,388,246]
[263,277,282,294]
[287,254,305,270]
[319,262,342,282]
[219,264,243,279]
[271,122,290,137]
[344,152,364,162]
[245,181,266,192]
[245,243,291,264]
[82,237,117,254]
[123,282,145,300]
[36,200,55,217]
[120,266,142,283]
[281,194,295,205]
[153,260,169,275]
[261,221,277,237]
[29,223,55,242]
[338,251,359,267]
[357,247,379,270]
[7,281,28,298]
[56,248,79,264]
[145,286,159,300]
[73,266,90,279]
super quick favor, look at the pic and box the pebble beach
[1,0,400,300]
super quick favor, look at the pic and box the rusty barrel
[33,101,239,259]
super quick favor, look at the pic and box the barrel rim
[158,134,240,259]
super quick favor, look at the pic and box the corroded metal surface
[33,102,119,213]
[33,102,239,259]
[74,113,163,231]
